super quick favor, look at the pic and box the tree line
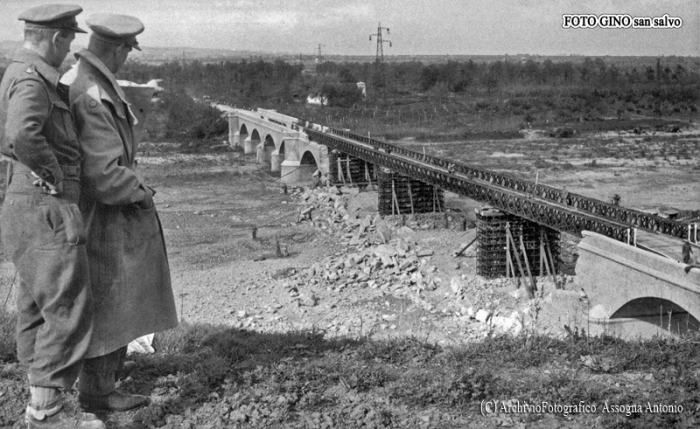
[115,57,698,108]
[0,56,695,142]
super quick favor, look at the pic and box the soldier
[311,168,323,189]
[682,241,694,265]
[64,13,179,412]
[0,4,105,429]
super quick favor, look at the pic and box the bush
[155,90,228,140]
[320,83,363,107]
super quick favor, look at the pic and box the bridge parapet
[255,108,302,130]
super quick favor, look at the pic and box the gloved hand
[31,172,62,195]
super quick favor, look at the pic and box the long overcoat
[67,49,178,358]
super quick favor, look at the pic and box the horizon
[0,0,697,58]
[2,39,698,62]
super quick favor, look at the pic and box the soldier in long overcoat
[64,13,178,412]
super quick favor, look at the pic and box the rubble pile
[284,185,583,340]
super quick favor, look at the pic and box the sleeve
[73,91,149,205]
[5,78,63,184]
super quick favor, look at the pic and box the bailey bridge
[227,108,700,330]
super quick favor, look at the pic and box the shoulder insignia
[89,100,98,108]
[25,67,34,74]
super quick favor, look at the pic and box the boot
[26,404,105,429]
[79,348,147,412]
[79,390,149,412]
[117,361,137,381]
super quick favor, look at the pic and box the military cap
[86,13,144,51]
[18,4,87,33]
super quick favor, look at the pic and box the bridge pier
[280,160,316,184]
[227,113,240,147]
[270,150,283,172]
[377,168,444,216]
[244,136,258,154]
[263,144,275,164]
[475,207,560,279]
[230,131,242,148]
[256,144,265,164]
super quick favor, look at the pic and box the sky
[1,0,698,57]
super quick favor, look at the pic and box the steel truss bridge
[305,126,697,246]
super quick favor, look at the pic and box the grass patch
[3,312,700,427]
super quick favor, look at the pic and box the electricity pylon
[315,43,326,72]
[369,23,391,100]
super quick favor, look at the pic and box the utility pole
[369,22,391,100]
[315,44,326,72]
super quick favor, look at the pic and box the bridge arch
[578,231,700,333]
[612,297,697,320]
[300,150,318,167]
[608,297,700,336]
[243,128,262,154]
[257,134,275,166]
[606,292,700,326]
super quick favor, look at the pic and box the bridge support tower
[328,151,377,187]
[376,168,445,216]
[475,207,561,279]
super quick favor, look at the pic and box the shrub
[156,90,228,140]
[319,83,363,107]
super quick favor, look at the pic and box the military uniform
[0,44,93,394]
[0,4,105,429]
[64,14,178,411]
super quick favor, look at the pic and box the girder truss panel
[305,127,691,242]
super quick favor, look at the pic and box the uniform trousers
[78,346,127,396]
[0,164,92,393]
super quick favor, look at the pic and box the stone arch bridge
[227,108,328,183]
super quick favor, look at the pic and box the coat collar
[74,48,129,105]
[13,48,61,88]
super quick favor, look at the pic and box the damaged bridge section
[576,231,700,328]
